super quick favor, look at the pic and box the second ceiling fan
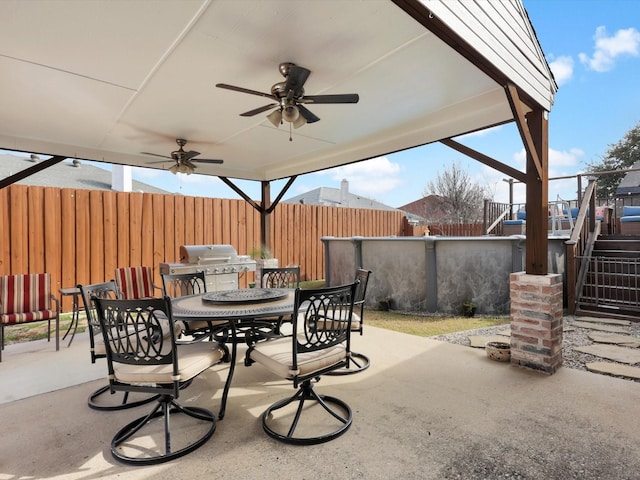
[142,138,223,175]
[216,62,359,130]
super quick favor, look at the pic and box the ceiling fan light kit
[142,138,223,175]
[169,163,193,175]
[216,62,359,137]
[293,114,307,129]
[282,104,299,123]
[266,109,282,127]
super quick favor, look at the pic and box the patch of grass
[300,279,509,337]
[364,309,509,337]
[300,279,326,289]
[4,313,87,345]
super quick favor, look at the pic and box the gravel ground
[430,315,640,382]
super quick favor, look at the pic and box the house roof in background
[283,182,423,223]
[399,195,448,219]
[0,154,168,194]
[284,186,396,211]
[616,160,640,196]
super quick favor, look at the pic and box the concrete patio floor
[1,326,640,479]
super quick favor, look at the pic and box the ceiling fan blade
[240,103,278,116]
[302,93,359,104]
[181,150,200,162]
[285,65,311,97]
[297,104,320,124]
[193,158,224,164]
[141,152,171,159]
[216,83,276,100]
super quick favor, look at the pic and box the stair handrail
[565,180,598,314]
[486,208,511,235]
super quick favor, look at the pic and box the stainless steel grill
[159,244,256,292]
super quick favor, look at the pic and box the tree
[423,162,490,224]
[587,121,640,199]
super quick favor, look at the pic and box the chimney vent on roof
[30,154,40,162]
[340,179,349,206]
[72,159,81,167]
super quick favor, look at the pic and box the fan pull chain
[289,122,293,142]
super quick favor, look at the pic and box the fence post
[424,236,438,313]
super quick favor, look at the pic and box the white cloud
[512,147,583,173]
[550,147,584,169]
[579,26,640,72]
[315,156,404,196]
[548,55,574,86]
[486,146,584,204]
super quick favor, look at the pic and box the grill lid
[179,244,238,264]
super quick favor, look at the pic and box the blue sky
[5,1,640,209]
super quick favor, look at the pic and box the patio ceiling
[0,0,555,183]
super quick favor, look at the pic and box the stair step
[576,306,640,322]
[598,234,640,241]
[574,316,631,326]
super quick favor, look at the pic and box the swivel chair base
[88,385,159,411]
[262,379,352,445]
[325,351,370,376]
[111,394,216,465]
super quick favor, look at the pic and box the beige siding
[426,0,556,110]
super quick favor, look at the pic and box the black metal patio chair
[92,296,229,465]
[78,281,159,411]
[245,282,357,445]
[326,268,372,375]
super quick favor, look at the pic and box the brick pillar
[510,272,563,374]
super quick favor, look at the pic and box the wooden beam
[218,177,262,211]
[266,175,297,214]
[524,108,549,275]
[0,156,67,189]
[441,138,526,183]
[260,181,271,253]
[505,83,543,181]
[219,176,298,251]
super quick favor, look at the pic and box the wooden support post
[525,108,549,275]
[260,181,271,254]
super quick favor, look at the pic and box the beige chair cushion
[351,312,361,330]
[113,341,225,384]
[313,310,361,331]
[249,335,346,379]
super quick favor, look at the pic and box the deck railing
[577,255,640,314]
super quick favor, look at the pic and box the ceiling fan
[216,62,359,132]
[142,138,223,175]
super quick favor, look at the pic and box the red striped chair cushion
[115,266,156,300]
[1,309,57,325]
[0,274,54,326]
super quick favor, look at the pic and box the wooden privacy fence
[0,184,404,311]
[402,218,484,237]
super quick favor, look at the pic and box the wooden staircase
[576,234,640,321]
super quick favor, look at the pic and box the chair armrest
[50,293,60,315]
